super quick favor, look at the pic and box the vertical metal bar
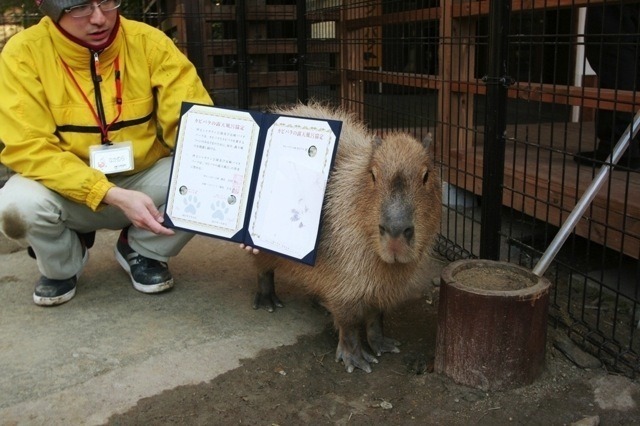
[236,0,249,109]
[297,0,308,104]
[184,1,205,81]
[479,0,511,260]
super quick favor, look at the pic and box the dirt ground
[106,281,640,426]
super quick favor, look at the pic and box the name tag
[90,141,134,174]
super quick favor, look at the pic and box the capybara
[252,102,442,373]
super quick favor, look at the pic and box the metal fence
[1,0,637,377]
[164,0,639,377]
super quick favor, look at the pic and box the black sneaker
[114,228,174,294]
[32,248,89,306]
[33,276,77,306]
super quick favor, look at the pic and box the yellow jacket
[0,16,212,211]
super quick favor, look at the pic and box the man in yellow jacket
[0,0,214,306]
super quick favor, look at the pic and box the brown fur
[253,102,442,372]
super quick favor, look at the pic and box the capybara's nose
[404,226,414,241]
[379,223,415,242]
[380,193,415,241]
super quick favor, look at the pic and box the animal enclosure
[2,0,637,377]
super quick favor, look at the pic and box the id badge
[90,141,134,174]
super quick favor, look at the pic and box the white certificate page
[166,105,260,238]
[248,116,337,260]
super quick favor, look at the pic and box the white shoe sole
[33,287,76,306]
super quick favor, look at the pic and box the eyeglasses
[64,0,122,18]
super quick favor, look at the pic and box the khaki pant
[0,157,194,279]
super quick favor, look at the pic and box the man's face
[57,2,118,47]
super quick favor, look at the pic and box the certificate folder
[164,103,342,265]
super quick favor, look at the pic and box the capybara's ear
[373,135,383,147]
[421,133,433,151]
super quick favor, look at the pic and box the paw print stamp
[184,195,201,215]
[211,200,229,221]
[290,202,309,228]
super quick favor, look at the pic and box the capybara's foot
[368,334,401,356]
[335,342,378,373]
[252,291,283,312]
[335,325,378,373]
[252,270,284,312]
[365,310,401,356]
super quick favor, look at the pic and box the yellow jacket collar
[44,15,122,68]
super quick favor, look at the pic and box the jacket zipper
[90,50,108,142]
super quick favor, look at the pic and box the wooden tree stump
[434,259,551,391]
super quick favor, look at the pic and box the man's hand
[103,187,175,236]
[240,243,260,254]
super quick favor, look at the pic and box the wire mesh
[2,0,637,376]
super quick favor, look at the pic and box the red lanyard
[62,54,122,144]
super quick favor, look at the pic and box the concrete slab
[0,230,329,425]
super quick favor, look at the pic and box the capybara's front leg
[252,270,283,312]
[365,309,401,356]
[335,323,379,373]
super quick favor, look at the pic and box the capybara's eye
[370,169,376,183]
[422,170,429,184]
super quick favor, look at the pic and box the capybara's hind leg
[252,270,284,312]
[365,309,401,356]
[335,323,378,373]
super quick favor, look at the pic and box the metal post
[533,109,640,276]
[479,0,511,260]
[184,1,205,82]
[296,0,308,104]
[236,0,249,109]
